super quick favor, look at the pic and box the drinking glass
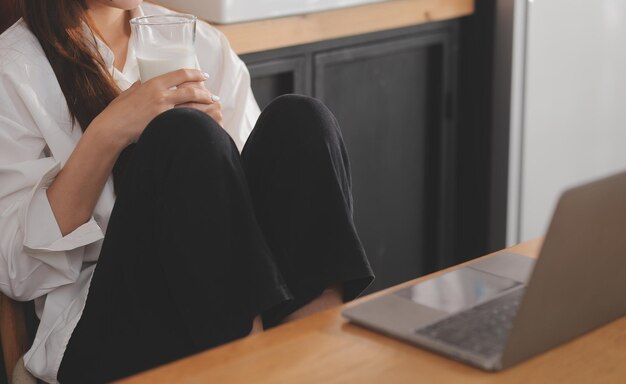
[130,14,198,82]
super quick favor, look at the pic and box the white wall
[508,0,626,244]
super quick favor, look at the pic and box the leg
[58,109,290,383]
[242,95,375,327]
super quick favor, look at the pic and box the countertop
[211,0,475,54]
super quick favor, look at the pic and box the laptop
[343,170,626,371]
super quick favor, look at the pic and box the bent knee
[267,94,325,111]
[140,108,234,151]
[260,95,340,143]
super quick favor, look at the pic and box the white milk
[136,45,197,82]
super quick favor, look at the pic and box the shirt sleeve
[0,69,104,302]
[195,21,261,151]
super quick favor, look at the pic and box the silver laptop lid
[501,171,626,368]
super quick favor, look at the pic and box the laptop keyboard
[415,288,525,358]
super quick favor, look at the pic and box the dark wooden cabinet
[247,56,309,109]
[242,21,460,293]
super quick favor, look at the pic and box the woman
[0,0,373,383]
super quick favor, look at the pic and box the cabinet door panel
[246,57,307,109]
[315,35,452,292]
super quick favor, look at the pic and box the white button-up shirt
[0,3,260,382]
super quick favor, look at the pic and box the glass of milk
[130,14,198,82]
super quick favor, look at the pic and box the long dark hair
[19,0,121,130]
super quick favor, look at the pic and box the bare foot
[283,284,343,323]
[248,315,264,335]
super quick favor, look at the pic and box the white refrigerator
[506,0,626,244]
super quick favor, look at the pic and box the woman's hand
[88,69,214,152]
[175,81,223,127]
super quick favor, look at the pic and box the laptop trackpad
[395,267,521,314]
[469,251,536,283]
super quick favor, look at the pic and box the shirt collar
[85,6,144,86]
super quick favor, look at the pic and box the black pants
[57,95,374,383]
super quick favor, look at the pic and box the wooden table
[119,238,626,383]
